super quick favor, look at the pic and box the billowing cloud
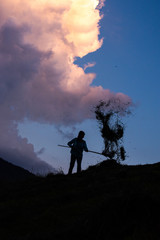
[0,0,132,173]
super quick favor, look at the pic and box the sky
[0,0,160,174]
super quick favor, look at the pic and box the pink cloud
[0,0,132,173]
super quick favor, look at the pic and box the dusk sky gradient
[0,0,160,174]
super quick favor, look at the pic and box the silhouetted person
[68,131,88,174]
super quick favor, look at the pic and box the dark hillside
[0,157,34,181]
[0,160,160,240]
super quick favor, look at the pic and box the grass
[0,160,160,240]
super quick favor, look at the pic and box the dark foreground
[0,160,160,240]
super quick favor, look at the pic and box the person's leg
[68,155,76,175]
[77,156,82,173]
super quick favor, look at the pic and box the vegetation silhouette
[1,158,160,240]
[95,99,131,162]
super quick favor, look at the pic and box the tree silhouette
[95,99,131,162]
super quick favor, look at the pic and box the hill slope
[0,160,160,240]
[0,157,34,181]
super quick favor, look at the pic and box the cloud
[0,0,132,173]
[84,62,96,71]
[0,21,56,174]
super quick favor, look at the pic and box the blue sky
[18,0,160,173]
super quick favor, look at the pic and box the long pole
[58,145,104,156]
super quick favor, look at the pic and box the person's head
[78,131,85,140]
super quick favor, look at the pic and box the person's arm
[83,141,88,152]
[67,138,76,148]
